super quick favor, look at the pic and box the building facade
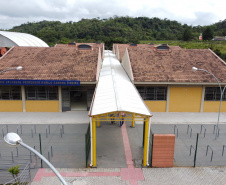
[0,43,103,112]
[113,44,226,112]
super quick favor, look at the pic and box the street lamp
[4,132,68,185]
[0,66,22,74]
[192,67,226,138]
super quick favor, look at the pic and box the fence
[1,124,88,171]
[85,124,91,167]
[149,124,226,167]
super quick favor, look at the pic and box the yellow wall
[204,101,226,112]
[169,87,202,112]
[145,101,166,112]
[26,101,59,112]
[0,100,23,112]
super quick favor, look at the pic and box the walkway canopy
[89,50,152,120]
[89,50,152,167]
[0,31,49,47]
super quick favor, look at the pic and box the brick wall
[152,134,175,167]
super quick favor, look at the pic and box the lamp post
[0,66,22,74]
[4,133,68,185]
[192,67,226,138]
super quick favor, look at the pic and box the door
[62,89,70,111]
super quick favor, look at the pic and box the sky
[0,0,225,29]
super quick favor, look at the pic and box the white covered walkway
[89,50,152,167]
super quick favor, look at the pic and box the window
[26,86,58,100]
[0,86,21,100]
[137,86,167,100]
[205,87,226,101]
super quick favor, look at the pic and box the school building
[0,43,104,112]
[113,44,226,112]
[0,39,225,112]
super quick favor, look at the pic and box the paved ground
[1,112,226,184]
[0,112,225,125]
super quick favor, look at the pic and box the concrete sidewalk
[0,111,90,124]
[0,112,225,125]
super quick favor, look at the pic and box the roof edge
[0,46,14,61]
[134,82,226,85]
[208,48,226,66]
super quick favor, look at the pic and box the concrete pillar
[21,85,26,112]
[58,86,62,112]
[200,86,205,112]
[166,86,170,112]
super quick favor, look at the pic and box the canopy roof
[0,31,49,47]
[90,50,152,116]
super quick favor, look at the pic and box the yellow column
[131,113,135,127]
[92,117,97,167]
[97,115,100,127]
[143,117,149,166]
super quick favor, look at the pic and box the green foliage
[183,28,193,41]
[203,27,214,40]
[8,17,191,46]
[8,165,20,185]
[6,17,226,60]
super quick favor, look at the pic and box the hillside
[8,17,225,46]
[6,17,226,61]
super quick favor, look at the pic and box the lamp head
[4,132,22,146]
[16,66,22,71]
[192,67,198,72]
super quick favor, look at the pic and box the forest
[3,16,226,60]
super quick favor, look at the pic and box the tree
[183,28,193,41]
[8,165,20,185]
[202,27,214,40]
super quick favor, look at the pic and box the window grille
[26,86,58,100]
[0,86,21,100]
[205,87,226,101]
[137,86,167,100]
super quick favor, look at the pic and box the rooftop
[114,44,181,61]
[127,47,226,83]
[0,46,99,82]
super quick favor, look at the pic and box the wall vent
[68,42,76,46]
[130,43,137,46]
[77,44,92,50]
[154,44,170,51]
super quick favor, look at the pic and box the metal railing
[187,125,192,138]
[2,125,8,137]
[200,125,206,137]
[48,146,53,162]
[206,145,213,162]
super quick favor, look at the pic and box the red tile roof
[128,47,226,83]
[0,46,99,82]
[114,44,180,61]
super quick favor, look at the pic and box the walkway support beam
[97,116,100,127]
[143,117,150,167]
[132,113,135,127]
[92,117,96,167]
